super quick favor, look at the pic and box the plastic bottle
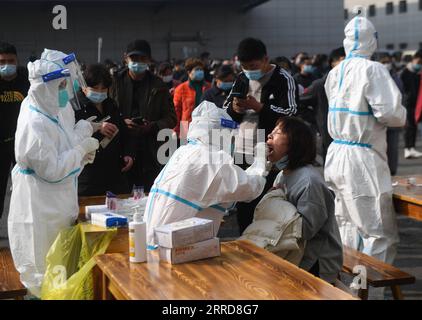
[132,185,145,200]
[129,206,147,263]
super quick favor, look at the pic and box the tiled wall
[0,0,344,63]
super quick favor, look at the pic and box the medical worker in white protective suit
[145,101,269,247]
[324,15,406,272]
[8,58,100,296]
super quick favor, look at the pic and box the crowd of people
[1,14,421,298]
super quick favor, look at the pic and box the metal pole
[98,37,103,63]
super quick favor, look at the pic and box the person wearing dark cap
[0,41,29,219]
[110,39,177,192]
[201,65,235,108]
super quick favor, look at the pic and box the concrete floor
[1,133,422,299]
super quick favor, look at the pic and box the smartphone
[97,115,111,123]
[131,117,144,125]
[231,92,246,99]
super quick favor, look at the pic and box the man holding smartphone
[111,40,176,192]
[224,38,299,233]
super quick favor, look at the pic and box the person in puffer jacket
[239,187,305,266]
[243,116,343,285]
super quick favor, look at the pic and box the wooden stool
[0,247,27,300]
[342,246,415,300]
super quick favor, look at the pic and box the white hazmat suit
[324,16,407,268]
[145,101,267,247]
[8,58,99,296]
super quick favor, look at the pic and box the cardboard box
[85,204,108,220]
[159,238,221,264]
[154,217,214,248]
[91,212,128,228]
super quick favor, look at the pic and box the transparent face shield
[62,53,87,111]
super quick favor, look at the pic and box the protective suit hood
[27,58,68,117]
[40,49,85,102]
[187,101,234,148]
[344,16,378,59]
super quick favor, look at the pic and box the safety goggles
[42,68,70,83]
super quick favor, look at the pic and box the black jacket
[300,75,332,160]
[224,65,299,136]
[110,69,177,189]
[111,69,176,130]
[0,66,30,141]
[294,72,316,89]
[75,92,136,196]
[400,67,420,111]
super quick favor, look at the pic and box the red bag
[415,73,422,123]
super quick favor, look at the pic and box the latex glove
[82,150,96,166]
[86,116,102,132]
[76,137,99,156]
[245,142,272,177]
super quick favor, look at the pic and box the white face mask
[162,74,173,83]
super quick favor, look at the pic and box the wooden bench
[342,246,415,300]
[0,247,27,300]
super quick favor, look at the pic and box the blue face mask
[303,65,314,74]
[128,61,148,74]
[412,64,422,73]
[275,155,289,171]
[86,89,107,104]
[58,88,69,108]
[0,64,17,78]
[192,69,204,81]
[243,69,264,81]
[218,81,233,91]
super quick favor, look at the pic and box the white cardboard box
[91,212,128,228]
[159,238,221,264]
[154,217,214,248]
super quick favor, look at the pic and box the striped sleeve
[269,69,298,116]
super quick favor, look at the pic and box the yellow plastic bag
[40,223,117,300]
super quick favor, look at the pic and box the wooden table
[93,240,355,300]
[392,175,422,221]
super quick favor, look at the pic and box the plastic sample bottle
[132,185,145,200]
[129,206,147,263]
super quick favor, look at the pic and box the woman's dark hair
[184,57,205,73]
[215,65,235,80]
[158,62,172,76]
[275,117,316,170]
[328,47,346,66]
[237,38,267,63]
[83,63,112,88]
